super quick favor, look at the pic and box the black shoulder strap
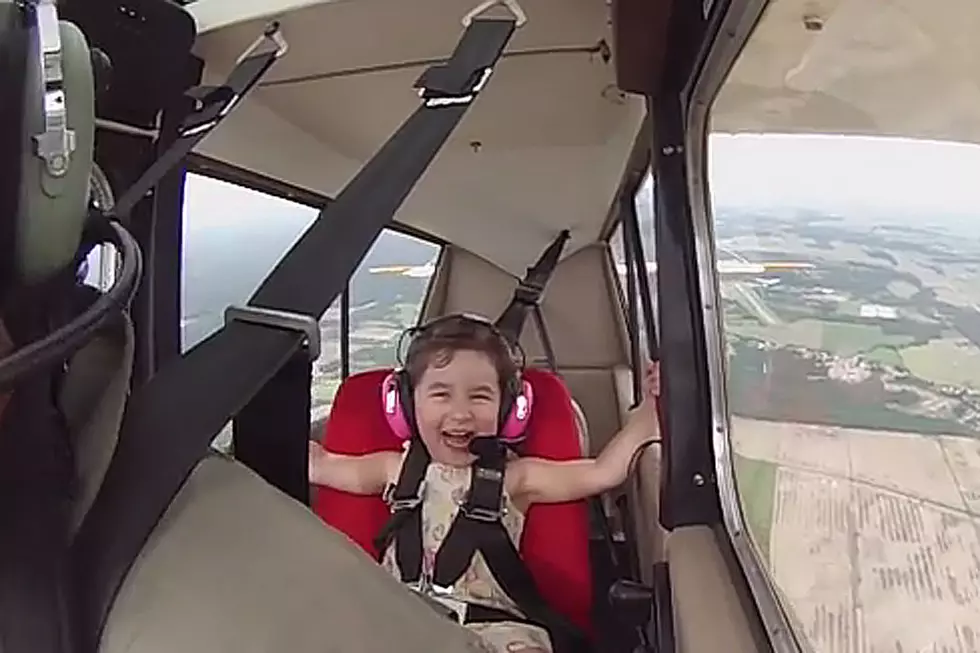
[70,17,517,653]
[109,24,287,220]
[494,229,570,345]
[433,441,588,653]
[373,438,431,582]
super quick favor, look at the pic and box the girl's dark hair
[403,315,521,393]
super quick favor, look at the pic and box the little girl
[309,314,660,653]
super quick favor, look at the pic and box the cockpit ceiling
[188,0,646,276]
[712,0,980,146]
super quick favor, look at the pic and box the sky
[708,133,980,221]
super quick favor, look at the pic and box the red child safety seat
[312,367,593,634]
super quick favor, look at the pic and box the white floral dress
[381,453,553,653]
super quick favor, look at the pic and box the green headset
[0,0,140,389]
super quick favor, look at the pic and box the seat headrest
[0,1,95,306]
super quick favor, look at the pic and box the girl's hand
[626,361,660,434]
[641,360,660,399]
[308,439,327,481]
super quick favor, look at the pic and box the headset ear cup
[499,379,533,442]
[397,369,418,439]
[381,372,412,440]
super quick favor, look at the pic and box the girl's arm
[308,440,399,495]
[509,362,661,505]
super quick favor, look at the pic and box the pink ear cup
[381,372,412,440]
[380,373,534,442]
[499,379,534,442]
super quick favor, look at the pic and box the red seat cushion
[313,367,593,634]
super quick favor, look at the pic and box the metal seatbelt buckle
[431,591,469,625]
[417,67,493,108]
[383,480,427,511]
[224,305,321,361]
[461,503,504,522]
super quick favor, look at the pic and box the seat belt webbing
[71,18,516,653]
[375,437,430,578]
[232,347,312,505]
[494,229,569,344]
[110,25,287,219]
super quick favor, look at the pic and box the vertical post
[623,189,660,361]
[340,283,350,379]
[152,59,199,364]
[622,196,644,404]
[650,0,719,530]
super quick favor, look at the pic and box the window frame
[606,169,660,404]
[684,0,802,648]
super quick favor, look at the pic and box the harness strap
[434,442,588,652]
[379,438,589,652]
[71,17,517,653]
[374,438,430,582]
[494,229,569,346]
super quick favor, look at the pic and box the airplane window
[709,14,980,649]
[180,173,343,429]
[180,174,440,438]
[347,231,440,375]
[81,245,116,291]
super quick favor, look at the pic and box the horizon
[184,133,980,239]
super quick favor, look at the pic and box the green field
[900,337,980,388]
[863,344,904,367]
[728,318,913,357]
[312,377,342,407]
[733,454,777,561]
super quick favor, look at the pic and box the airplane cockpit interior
[1,0,979,652]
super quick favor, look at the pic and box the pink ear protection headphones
[381,313,534,444]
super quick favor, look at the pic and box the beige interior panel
[559,368,619,456]
[667,526,762,653]
[190,0,647,277]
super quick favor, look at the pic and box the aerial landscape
[716,203,980,653]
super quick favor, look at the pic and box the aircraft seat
[313,367,594,634]
[568,396,590,456]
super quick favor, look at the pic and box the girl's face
[413,349,501,467]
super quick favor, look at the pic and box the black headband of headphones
[396,312,526,373]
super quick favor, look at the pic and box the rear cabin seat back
[313,367,594,634]
[568,395,590,455]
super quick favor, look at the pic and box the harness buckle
[461,503,504,523]
[383,480,427,511]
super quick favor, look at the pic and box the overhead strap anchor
[462,0,527,27]
[109,22,287,218]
